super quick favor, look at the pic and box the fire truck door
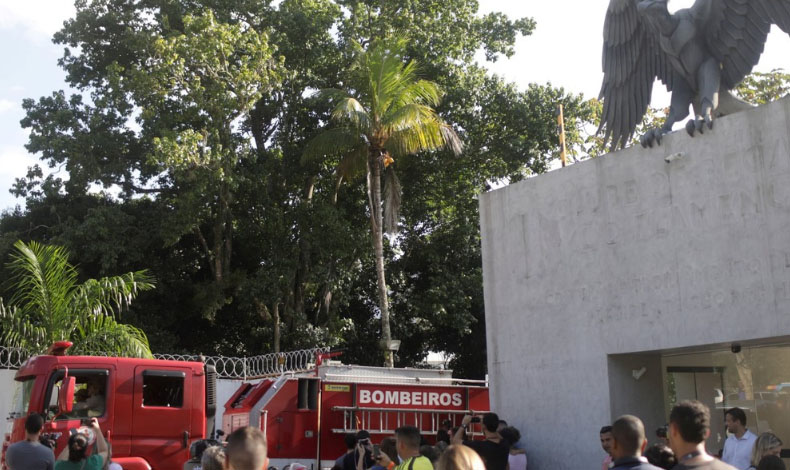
[271,411,318,459]
[131,366,193,468]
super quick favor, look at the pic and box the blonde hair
[751,432,783,467]
[226,427,267,470]
[437,445,486,470]
[201,446,226,470]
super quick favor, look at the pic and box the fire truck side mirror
[58,376,76,414]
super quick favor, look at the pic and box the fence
[0,345,330,379]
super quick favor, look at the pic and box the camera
[470,417,481,423]
[80,418,92,426]
[39,433,57,449]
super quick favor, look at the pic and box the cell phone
[373,444,380,457]
[470,417,481,423]
[80,418,92,426]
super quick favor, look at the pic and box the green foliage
[0,240,154,357]
[5,0,590,374]
[735,69,790,105]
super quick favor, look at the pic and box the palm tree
[0,240,155,358]
[304,39,462,367]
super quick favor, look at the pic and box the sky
[1,0,789,212]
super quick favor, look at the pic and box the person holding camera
[343,430,376,470]
[5,414,55,470]
[55,418,108,470]
[451,413,508,470]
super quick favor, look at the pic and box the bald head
[226,427,267,470]
[611,415,646,458]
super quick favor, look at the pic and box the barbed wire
[0,345,330,379]
[0,346,29,370]
[154,347,330,379]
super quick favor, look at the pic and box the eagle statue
[598,0,790,150]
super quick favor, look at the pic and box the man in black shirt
[609,415,662,470]
[668,400,736,470]
[451,412,508,470]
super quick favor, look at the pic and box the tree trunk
[273,301,281,354]
[368,151,394,367]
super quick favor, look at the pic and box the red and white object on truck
[221,352,490,470]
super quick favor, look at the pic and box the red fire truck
[221,354,490,470]
[2,342,216,470]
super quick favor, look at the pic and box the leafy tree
[0,240,154,357]
[736,69,790,105]
[9,0,591,374]
[304,39,462,366]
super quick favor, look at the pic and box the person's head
[380,437,398,463]
[610,415,647,459]
[437,445,486,470]
[395,426,421,456]
[498,427,521,449]
[436,429,450,445]
[655,425,668,441]
[344,433,357,450]
[497,420,508,432]
[225,426,268,470]
[752,433,783,467]
[600,426,614,455]
[24,413,44,436]
[201,445,226,470]
[668,400,710,454]
[757,455,787,470]
[725,407,747,435]
[481,413,499,433]
[87,377,103,396]
[356,430,371,442]
[643,443,677,470]
[420,445,440,464]
[67,433,90,462]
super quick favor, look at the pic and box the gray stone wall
[480,98,790,469]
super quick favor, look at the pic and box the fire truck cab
[2,343,216,470]
[222,359,489,470]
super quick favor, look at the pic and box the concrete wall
[479,97,790,469]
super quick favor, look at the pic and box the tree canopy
[2,0,594,375]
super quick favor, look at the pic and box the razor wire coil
[0,345,329,379]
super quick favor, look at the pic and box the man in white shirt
[721,407,757,470]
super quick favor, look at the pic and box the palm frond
[7,240,77,327]
[391,79,442,109]
[73,314,152,358]
[337,143,369,181]
[382,104,440,134]
[1,240,155,357]
[302,127,365,164]
[71,270,155,319]
[382,165,402,235]
[331,98,372,133]
[0,301,51,353]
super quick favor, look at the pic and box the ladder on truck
[331,406,487,437]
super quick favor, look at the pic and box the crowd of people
[598,402,786,470]
[7,401,789,470]
[331,411,524,470]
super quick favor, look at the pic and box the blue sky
[1,0,789,212]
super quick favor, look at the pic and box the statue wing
[598,0,674,150]
[703,0,790,89]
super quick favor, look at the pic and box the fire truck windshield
[10,377,35,419]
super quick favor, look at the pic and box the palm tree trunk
[368,151,394,367]
[273,301,280,354]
